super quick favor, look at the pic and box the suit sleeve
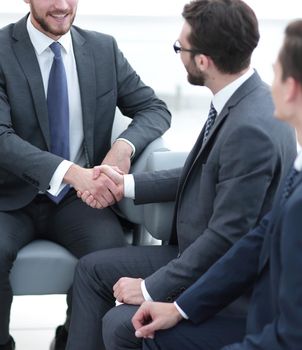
[111,38,171,158]
[133,167,182,203]
[145,124,280,300]
[0,68,63,191]
[175,213,269,323]
[222,195,302,350]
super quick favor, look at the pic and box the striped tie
[203,103,217,144]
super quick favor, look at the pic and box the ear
[284,77,300,102]
[194,54,210,72]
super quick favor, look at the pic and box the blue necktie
[203,103,217,144]
[47,42,70,203]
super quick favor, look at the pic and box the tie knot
[50,42,62,59]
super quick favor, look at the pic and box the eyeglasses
[173,40,203,54]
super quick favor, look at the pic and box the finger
[96,196,112,209]
[132,303,151,330]
[92,166,102,180]
[85,194,96,206]
[106,181,123,202]
[80,191,92,203]
[95,201,103,209]
[99,191,116,207]
[88,198,98,209]
[132,312,145,331]
[134,324,155,339]
[113,286,120,300]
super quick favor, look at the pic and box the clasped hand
[76,164,125,209]
[132,301,183,339]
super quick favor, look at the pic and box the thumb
[101,165,122,184]
[111,165,125,175]
[92,166,102,180]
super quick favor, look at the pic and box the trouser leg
[143,314,246,350]
[66,245,177,350]
[48,192,126,329]
[0,210,35,345]
[103,304,140,350]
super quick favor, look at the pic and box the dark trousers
[0,190,126,345]
[143,314,246,350]
[65,245,178,350]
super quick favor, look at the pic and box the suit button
[166,296,173,302]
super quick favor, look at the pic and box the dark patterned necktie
[281,167,299,202]
[203,102,217,144]
[47,42,70,204]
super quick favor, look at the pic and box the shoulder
[71,25,117,49]
[0,22,14,45]
[0,23,17,63]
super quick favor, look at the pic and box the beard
[31,7,76,37]
[187,71,206,86]
[185,59,206,86]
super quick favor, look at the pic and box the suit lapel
[179,72,262,194]
[258,170,302,272]
[71,28,96,165]
[12,16,50,149]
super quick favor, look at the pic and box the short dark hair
[279,20,302,84]
[182,0,259,74]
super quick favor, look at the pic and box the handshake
[64,139,133,209]
[65,164,126,209]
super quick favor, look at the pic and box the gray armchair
[10,110,188,295]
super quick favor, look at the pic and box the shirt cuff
[174,301,188,320]
[47,160,73,196]
[124,174,135,199]
[141,280,153,301]
[116,138,136,159]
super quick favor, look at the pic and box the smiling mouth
[49,13,69,20]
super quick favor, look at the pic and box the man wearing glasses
[65,1,296,349]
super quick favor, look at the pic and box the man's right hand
[64,164,122,209]
[132,301,183,339]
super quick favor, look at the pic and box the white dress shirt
[294,148,302,171]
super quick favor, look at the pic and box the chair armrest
[116,137,170,224]
[143,151,188,241]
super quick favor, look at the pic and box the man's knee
[0,242,18,275]
[103,304,139,349]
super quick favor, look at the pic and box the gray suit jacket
[0,15,171,210]
[134,72,296,302]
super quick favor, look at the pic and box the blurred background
[0,0,300,348]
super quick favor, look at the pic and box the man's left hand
[113,277,145,305]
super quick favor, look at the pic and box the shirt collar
[26,16,72,55]
[212,67,254,115]
[294,147,302,172]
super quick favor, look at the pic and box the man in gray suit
[66,1,296,350]
[0,0,171,349]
